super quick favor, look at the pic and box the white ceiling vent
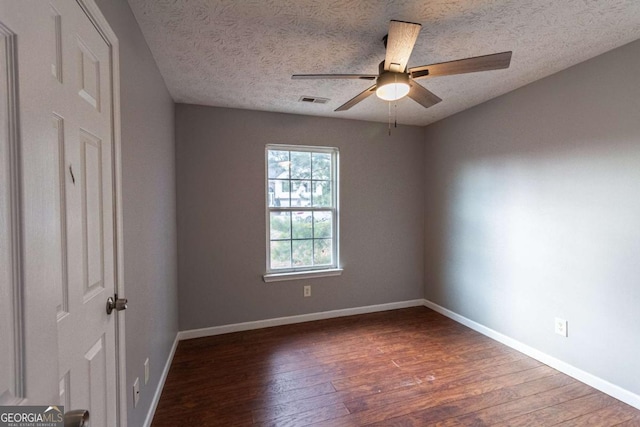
[298,96,329,104]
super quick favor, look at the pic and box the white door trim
[74,1,127,425]
[0,20,26,407]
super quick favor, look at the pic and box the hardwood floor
[151,307,640,426]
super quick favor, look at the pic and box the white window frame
[263,144,341,282]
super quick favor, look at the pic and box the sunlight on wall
[443,147,640,340]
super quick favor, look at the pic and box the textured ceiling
[127,0,640,126]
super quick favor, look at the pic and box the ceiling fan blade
[407,81,442,108]
[292,74,377,80]
[335,85,377,111]
[384,20,421,72]
[409,51,512,79]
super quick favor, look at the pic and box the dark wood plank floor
[151,307,640,426]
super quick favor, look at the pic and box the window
[264,144,340,281]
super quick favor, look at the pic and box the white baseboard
[423,299,640,410]
[178,299,425,341]
[143,334,180,427]
[145,297,639,427]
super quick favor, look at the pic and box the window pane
[270,212,290,239]
[314,239,333,265]
[290,180,311,207]
[292,213,313,238]
[268,150,290,179]
[313,212,332,238]
[312,153,331,180]
[269,179,290,207]
[270,241,291,269]
[290,151,311,179]
[292,239,313,267]
[267,180,279,207]
[312,181,331,207]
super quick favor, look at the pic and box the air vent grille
[299,96,329,104]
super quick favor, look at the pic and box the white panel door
[0,1,121,423]
[54,1,117,425]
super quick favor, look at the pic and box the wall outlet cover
[144,358,150,384]
[555,317,568,337]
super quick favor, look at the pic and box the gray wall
[176,105,425,330]
[94,1,178,426]
[424,39,640,396]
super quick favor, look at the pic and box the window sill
[263,268,343,283]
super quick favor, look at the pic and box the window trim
[263,144,340,280]
[263,268,343,283]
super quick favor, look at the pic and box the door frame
[74,1,127,425]
[0,16,25,407]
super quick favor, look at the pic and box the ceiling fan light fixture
[376,72,410,101]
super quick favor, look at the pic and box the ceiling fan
[292,20,512,111]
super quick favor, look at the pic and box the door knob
[106,296,128,315]
[64,409,89,427]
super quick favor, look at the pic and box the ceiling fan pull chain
[392,75,398,129]
[388,101,392,136]
[394,101,398,128]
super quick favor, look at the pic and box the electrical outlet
[555,317,568,337]
[304,285,311,297]
[144,358,150,384]
[133,377,140,407]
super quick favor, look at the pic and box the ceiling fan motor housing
[376,71,410,101]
